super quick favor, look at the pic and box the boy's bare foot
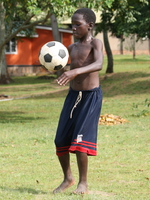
[53,179,75,194]
[73,183,88,194]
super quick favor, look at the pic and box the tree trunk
[0,47,10,84]
[0,2,10,84]
[148,38,150,54]
[120,35,124,55]
[50,14,63,77]
[50,14,61,42]
[103,30,114,73]
[132,34,136,59]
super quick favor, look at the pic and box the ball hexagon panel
[59,49,66,59]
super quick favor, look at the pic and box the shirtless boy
[53,8,103,194]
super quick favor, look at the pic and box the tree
[95,0,149,73]
[0,0,77,84]
[110,0,150,58]
[95,10,114,73]
[0,2,7,83]
[0,0,52,83]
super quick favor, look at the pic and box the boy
[53,8,103,194]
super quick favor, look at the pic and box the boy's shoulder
[91,38,103,50]
[91,37,102,45]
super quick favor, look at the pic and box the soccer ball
[39,41,69,71]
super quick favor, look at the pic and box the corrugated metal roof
[36,25,73,33]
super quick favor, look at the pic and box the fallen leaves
[99,114,129,125]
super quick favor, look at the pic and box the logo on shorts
[77,134,83,143]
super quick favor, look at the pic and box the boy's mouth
[73,32,78,36]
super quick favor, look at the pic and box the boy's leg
[53,153,75,194]
[73,151,88,194]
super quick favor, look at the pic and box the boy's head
[74,8,96,25]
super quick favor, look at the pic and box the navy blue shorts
[54,87,103,156]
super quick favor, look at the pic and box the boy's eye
[72,24,80,29]
[72,22,81,27]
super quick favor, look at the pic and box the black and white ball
[39,41,69,71]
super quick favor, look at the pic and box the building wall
[96,32,150,55]
[6,38,33,65]
[6,28,72,76]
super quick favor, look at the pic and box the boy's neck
[79,34,93,43]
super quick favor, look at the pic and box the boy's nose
[72,25,76,30]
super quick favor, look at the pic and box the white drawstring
[70,91,82,118]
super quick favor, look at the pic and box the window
[5,38,17,54]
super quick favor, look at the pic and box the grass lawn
[0,55,150,200]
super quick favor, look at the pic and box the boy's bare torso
[69,39,100,91]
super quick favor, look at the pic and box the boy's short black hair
[74,8,96,24]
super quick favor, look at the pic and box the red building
[6,26,73,76]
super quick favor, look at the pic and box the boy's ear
[88,22,94,30]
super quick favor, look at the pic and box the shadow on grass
[32,71,150,99]
[10,75,56,85]
[0,71,149,100]
[25,89,68,100]
[0,186,47,195]
[0,111,45,123]
[100,71,150,97]
[114,58,150,62]
[22,71,150,100]
[30,71,150,99]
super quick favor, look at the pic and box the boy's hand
[57,70,77,86]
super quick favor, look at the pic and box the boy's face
[71,13,91,39]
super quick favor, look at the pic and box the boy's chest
[70,44,92,60]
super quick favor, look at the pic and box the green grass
[0,55,150,200]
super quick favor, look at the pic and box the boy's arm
[57,39,103,86]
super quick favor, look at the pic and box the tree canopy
[95,0,149,72]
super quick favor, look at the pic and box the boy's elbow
[97,61,103,71]
[95,65,102,72]
[98,65,102,71]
